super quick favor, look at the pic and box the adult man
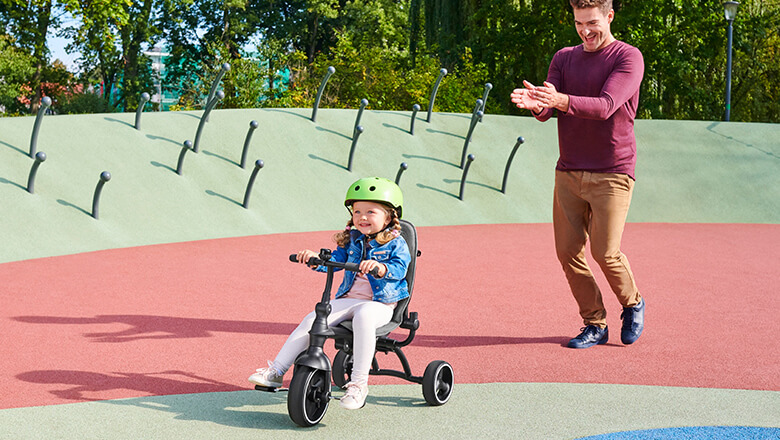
[510,0,645,349]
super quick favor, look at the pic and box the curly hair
[569,0,612,14]
[333,204,402,247]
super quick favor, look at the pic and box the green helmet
[345,177,403,218]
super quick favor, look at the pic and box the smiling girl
[248,177,411,410]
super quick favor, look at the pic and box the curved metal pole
[311,66,336,123]
[27,151,47,194]
[426,68,447,123]
[459,154,475,201]
[353,98,368,137]
[193,90,224,153]
[347,126,364,172]
[92,171,112,219]
[426,68,448,123]
[205,63,230,122]
[240,120,259,169]
[176,140,193,175]
[134,92,150,130]
[395,162,409,185]
[501,137,525,194]
[460,101,483,168]
[479,83,492,122]
[243,159,265,208]
[29,97,52,158]
[410,104,421,135]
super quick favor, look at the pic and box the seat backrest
[390,219,417,324]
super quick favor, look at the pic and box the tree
[63,0,160,111]
[0,0,61,111]
[0,34,36,114]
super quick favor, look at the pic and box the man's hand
[530,81,570,113]
[510,80,545,114]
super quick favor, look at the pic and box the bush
[56,92,116,114]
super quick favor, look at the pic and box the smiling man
[510,0,646,349]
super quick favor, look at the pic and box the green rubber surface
[2,384,778,439]
[2,109,778,263]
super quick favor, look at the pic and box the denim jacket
[315,230,410,304]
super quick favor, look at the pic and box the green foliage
[56,91,116,114]
[3,0,779,121]
[0,34,36,114]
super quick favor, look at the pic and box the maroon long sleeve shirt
[535,40,644,179]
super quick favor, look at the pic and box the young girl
[249,177,411,410]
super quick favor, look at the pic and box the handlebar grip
[288,254,379,276]
[343,262,361,272]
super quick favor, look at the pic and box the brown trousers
[553,171,642,328]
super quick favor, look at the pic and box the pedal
[254,385,288,393]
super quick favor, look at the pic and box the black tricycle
[255,219,454,427]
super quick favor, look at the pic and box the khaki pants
[553,170,642,328]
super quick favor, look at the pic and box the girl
[249,177,411,410]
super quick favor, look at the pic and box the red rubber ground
[2,223,778,410]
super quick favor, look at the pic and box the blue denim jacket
[316,230,410,304]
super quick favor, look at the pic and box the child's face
[351,201,391,236]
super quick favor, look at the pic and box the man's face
[573,6,614,52]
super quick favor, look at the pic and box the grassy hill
[1,107,778,263]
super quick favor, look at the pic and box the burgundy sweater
[535,40,644,179]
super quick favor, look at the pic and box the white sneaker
[340,382,368,410]
[248,361,284,388]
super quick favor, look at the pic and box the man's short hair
[569,0,613,15]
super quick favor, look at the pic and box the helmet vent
[369,186,376,191]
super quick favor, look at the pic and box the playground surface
[1,109,779,439]
[1,224,779,439]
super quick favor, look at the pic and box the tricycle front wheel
[287,365,331,427]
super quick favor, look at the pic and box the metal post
[240,120,259,169]
[479,83,492,122]
[134,92,150,130]
[243,159,265,208]
[27,151,47,194]
[311,66,336,123]
[725,20,734,121]
[193,90,224,153]
[458,154,475,201]
[205,63,230,122]
[177,140,193,175]
[29,97,51,158]
[501,137,525,194]
[426,68,448,123]
[460,100,483,168]
[353,99,368,137]
[92,171,112,219]
[410,104,420,135]
[347,126,364,172]
[395,162,409,185]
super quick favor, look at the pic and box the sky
[49,35,78,72]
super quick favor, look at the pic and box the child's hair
[333,203,402,247]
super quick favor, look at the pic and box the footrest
[254,385,288,393]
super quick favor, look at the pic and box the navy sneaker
[620,298,645,345]
[567,325,609,349]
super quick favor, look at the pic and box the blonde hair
[333,204,401,247]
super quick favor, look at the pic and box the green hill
[1,108,778,263]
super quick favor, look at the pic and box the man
[510,0,645,349]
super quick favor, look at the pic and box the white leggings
[272,298,394,384]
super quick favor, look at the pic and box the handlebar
[289,253,379,277]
